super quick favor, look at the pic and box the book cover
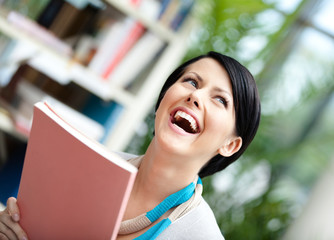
[17,101,137,240]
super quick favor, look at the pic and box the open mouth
[171,110,200,134]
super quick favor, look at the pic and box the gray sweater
[157,196,225,239]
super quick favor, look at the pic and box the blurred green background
[127,0,334,239]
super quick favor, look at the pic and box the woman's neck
[131,139,199,209]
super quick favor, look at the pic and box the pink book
[17,102,137,240]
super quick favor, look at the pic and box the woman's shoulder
[157,197,225,240]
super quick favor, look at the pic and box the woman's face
[155,58,242,165]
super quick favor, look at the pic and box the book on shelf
[89,0,148,80]
[47,2,81,38]
[87,0,194,82]
[88,18,135,75]
[108,31,165,88]
[130,0,144,5]
[81,94,124,143]
[0,39,19,87]
[100,102,124,143]
[37,0,101,40]
[158,0,172,19]
[0,35,12,61]
[170,0,194,30]
[158,0,194,31]
[101,20,145,79]
[6,11,72,55]
[159,0,180,27]
[17,101,138,240]
[36,0,65,28]
[72,34,96,65]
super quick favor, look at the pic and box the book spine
[100,103,123,144]
[129,0,143,6]
[48,2,79,38]
[159,0,180,28]
[101,21,145,79]
[7,11,72,55]
[158,0,193,31]
[81,95,124,143]
[170,0,194,31]
[108,31,164,87]
[0,38,16,63]
[88,17,136,74]
[158,0,172,19]
[88,20,125,74]
[36,0,65,28]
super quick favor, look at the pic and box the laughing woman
[0,51,261,240]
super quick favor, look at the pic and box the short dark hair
[155,51,261,178]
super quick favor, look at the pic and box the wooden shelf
[0,0,194,151]
[0,15,72,65]
[0,14,135,106]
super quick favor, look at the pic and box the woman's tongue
[173,116,197,134]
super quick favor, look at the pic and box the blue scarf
[119,177,203,239]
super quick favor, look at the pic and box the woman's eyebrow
[213,86,232,98]
[189,71,232,99]
[188,72,203,82]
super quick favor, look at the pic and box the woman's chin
[154,133,189,155]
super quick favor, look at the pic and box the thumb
[7,197,20,222]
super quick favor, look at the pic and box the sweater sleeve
[156,197,225,240]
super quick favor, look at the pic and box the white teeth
[174,110,198,132]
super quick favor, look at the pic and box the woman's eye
[185,79,198,88]
[215,96,228,107]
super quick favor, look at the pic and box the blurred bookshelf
[0,0,195,151]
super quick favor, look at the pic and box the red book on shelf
[130,0,143,5]
[17,102,137,240]
[102,21,145,79]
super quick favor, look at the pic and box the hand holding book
[0,197,28,240]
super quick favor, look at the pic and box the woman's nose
[187,97,199,107]
[186,91,202,109]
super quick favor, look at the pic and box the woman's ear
[218,137,242,157]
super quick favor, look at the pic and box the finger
[0,213,27,240]
[0,217,18,240]
[0,232,10,240]
[6,198,20,223]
